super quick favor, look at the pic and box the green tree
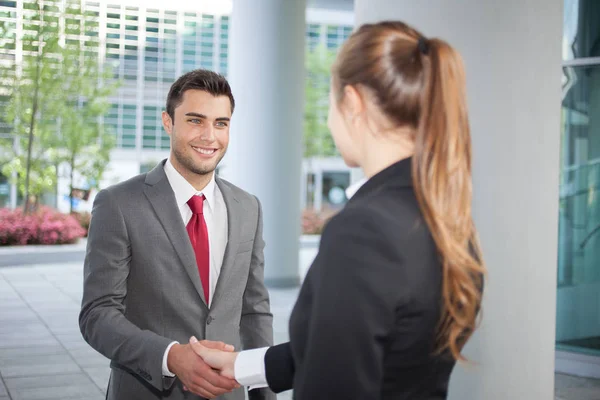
[51,0,118,212]
[1,0,118,213]
[304,46,338,158]
[3,0,65,212]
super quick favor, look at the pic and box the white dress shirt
[233,177,369,388]
[161,158,229,376]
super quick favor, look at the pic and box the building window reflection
[556,61,600,357]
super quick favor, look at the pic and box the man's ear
[162,111,173,136]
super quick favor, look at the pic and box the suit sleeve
[264,342,295,393]
[78,189,175,392]
[291,210,404,400]
[240,196,276,400]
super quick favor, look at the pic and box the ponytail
[413,38,485,361]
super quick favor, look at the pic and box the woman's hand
[189,336,238,380]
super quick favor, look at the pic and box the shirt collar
[345,177,368,199]
[164,158,216,211]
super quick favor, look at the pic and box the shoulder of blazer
[215,177,259,207]
[100,173,147,199]
[325,190,427,250]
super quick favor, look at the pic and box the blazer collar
[350,157,413,202]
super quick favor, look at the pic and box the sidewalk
[0,262,295,400]
[0,262,599,399]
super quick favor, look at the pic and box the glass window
[143,133,157,149]
[140,162,156,174]
[160,132,170,150]
[556,64,600,357]
[563,0,600,61]
[321,171,350,212]
[343,26,352,38]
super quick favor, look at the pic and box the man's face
[162,89,232,177]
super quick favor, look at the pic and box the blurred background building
[0,0,356,216]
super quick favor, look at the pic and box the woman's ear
[342,84,365,122]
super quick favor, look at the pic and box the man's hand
[189,336,238,380]
[167,339,239,399]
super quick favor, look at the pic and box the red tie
[186,195,210,304]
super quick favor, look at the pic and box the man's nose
[200,125,215,142]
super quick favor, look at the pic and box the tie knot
[187,194,205,214]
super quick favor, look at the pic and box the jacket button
[206,316,213,325]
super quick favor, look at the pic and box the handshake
[167,336,243,399]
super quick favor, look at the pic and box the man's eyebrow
[184,113,230,122]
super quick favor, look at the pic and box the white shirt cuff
[234,347,269,390]
[162,341,179,377]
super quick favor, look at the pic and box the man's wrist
[166,343,182,376]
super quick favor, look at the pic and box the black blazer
[264,158,460,399]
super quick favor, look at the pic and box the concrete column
[223,0,305,287]
[354,1,562,399]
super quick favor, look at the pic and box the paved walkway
[0,263,295,400]
[0,262,599,400]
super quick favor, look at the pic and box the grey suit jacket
[79,160,275,400]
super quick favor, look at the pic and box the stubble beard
[173,145,225,176]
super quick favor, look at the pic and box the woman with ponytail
[189,21,485,400]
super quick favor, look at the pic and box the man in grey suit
[79,69,275,400]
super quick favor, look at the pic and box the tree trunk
[23,5,44,215]
[23,82,40,214]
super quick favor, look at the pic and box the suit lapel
[143,161,208,307]
[211,178,241,307]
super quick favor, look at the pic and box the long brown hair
[332,21,485,361]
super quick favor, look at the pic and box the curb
[0,239,87,267]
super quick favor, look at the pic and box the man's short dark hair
[165,69,235,120]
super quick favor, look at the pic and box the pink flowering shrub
[70,212,91,237]
[0,207,86,246]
